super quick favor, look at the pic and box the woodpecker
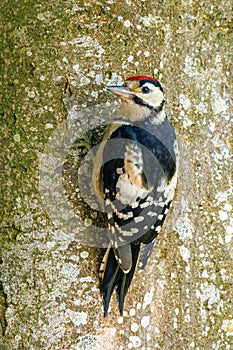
[93,75,178,316]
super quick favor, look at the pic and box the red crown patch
[127,75,158,83]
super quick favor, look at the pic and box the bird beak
[106,86,135,102]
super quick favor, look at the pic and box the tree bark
[1,1,232,349]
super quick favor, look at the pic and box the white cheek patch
[137,84,165,110]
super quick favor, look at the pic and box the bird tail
[100,244,140,316]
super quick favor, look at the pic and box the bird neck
[120,102,151,121]
[120,102,166,124]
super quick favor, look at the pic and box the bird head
[107,76,165,120]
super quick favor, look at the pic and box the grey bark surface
[0,1,232,349]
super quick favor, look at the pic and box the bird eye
[141,86,151,94]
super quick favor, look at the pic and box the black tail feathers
[100,244,140,316]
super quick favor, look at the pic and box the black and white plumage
[93,75,178,316]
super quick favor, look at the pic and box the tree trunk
[1,1,232,349]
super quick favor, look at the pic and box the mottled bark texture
[0,1,232,349]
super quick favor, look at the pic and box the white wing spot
[134,216,144,223]
[116,167,123,174]
[105,199,111,206]
[147,211,157,217]
[140,201,150,208]
[121,230,134,237]
[157,177,166,193]
[131,228,139,234]
[117,211,134,220]
[132,202,139,209]
[157,202,165,207]
[105,198,134,221]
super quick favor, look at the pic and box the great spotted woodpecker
[93,75,178,316]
